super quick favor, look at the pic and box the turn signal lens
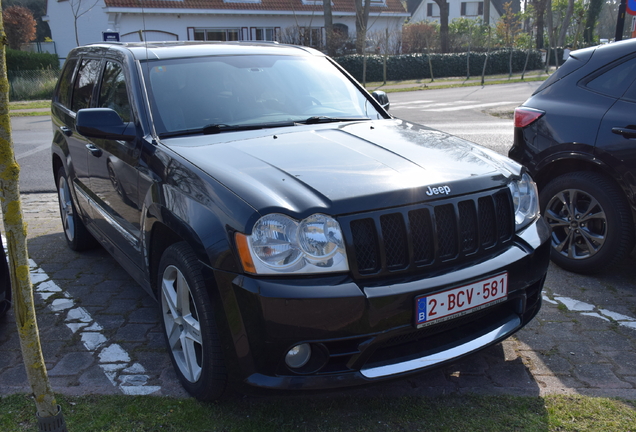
[514,107,544,128]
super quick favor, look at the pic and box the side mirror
[76,108,136,141]
[371,90,390,112]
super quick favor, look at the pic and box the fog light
[285,343,311,369]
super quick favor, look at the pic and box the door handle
[60,126,72,137]
[611,127,636,139]
[86,144,103,157]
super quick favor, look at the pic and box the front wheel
[540,171,634,274]
[158,242,227,400]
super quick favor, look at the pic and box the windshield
[142,55,384,136]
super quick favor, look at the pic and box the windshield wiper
[202,122,295,135]
[299,116,370,125]
[158,122,296,138]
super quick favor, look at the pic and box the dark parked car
[509,38,636,274]
[0,236,11,319]
[51,41,550,400]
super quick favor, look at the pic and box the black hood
[167,119,521,218]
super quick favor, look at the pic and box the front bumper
[210,217,550,391]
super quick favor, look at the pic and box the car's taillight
[514,107,545,128]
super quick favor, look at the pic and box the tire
[540,172,634,274]
[55,166,98,251]
[158,242,227,400]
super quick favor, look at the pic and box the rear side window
[55,58,78,109]
[585,56,636,98]
[71,58,101,112]
[533,48,594,95]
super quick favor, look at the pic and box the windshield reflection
[143,55,383,137]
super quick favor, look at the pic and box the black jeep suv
[509,38,636,274]
[51,41,549,400]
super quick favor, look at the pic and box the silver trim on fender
[360,316,521,379]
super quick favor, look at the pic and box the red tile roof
[104,0,408,14]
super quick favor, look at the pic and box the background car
[509,38,636,274]
[0,236,11,319]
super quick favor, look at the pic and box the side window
[71,58,101,112]
[585,57,636,98]
[621,74,636,102]
[98,61,132,122]
[55,58,78,109]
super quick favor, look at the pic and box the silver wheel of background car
[158,242,227,400]
[540,172,634,274]
[161,264,203,383]
[55,166,97,251]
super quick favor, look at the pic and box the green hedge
[334,49,543,82]
[6,49,59,72]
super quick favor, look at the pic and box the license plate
[415,273,508,328]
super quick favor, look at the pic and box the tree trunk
[534,0,546,49]
[323,0,335,56]
[433,0,449,52]
[583,0,604,44]
[0,6,64,426]
[355,0,371,54]
[557,0,575,46]
[521,48,530,79]
[483,0,491,25]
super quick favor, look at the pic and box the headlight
[235,213,349,275]
[508,172,540,231]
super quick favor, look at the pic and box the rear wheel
[540,172,634,274]
[55,166,97,251]
[158,242,227,400]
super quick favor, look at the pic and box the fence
[8,69,60,101]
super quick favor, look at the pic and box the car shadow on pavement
[0,228,553,400]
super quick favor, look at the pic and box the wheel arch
[533,152,636,218]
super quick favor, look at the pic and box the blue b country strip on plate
[415,273,508,328]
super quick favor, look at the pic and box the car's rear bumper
[209,217,550,391]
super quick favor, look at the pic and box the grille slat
[346,188,514,277]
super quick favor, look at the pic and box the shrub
[334,49,543,82]
[6,49,59,72]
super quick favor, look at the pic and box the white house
[44,0,410,61]
[409,0,516,26]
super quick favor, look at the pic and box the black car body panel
[0,236,10,318]
[509,38,636,273]
[51,41,550,398]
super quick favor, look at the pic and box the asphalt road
[12,116,55,193]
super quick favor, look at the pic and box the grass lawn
[8,101,51,117]
[1,393,635,431]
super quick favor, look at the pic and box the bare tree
[355,0,371,53]
[432,0,450,52]
[70,0,100,46]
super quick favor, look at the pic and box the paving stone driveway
[1,193,635,400]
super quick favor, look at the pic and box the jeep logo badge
[426,185,451,196]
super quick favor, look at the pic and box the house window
[299,27,323,50]
[254,28,276,41]
[427,2,440,17]
[461,1,483,16]
[193,28,241,41]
